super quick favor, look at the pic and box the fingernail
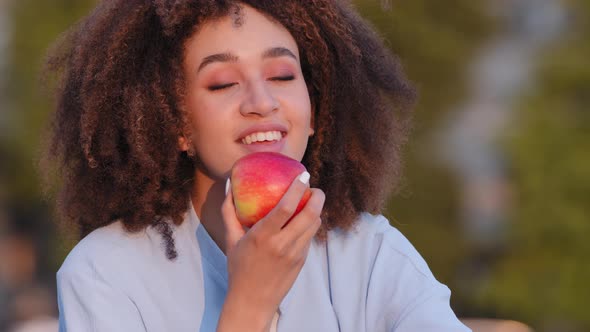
[225,178,231,195]
[298,171,310,184]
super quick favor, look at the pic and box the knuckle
[268,238,287,258]
[276,201,296,219]
[301,208,318,222]
[249,231,264,248]
[313,188,326,200]
[308,190,324,207]
[285,249,303,266]
[314,217,322,229]
[314,190,326,207]
[303,199,323,219]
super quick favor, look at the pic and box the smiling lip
[237,123,288,153]
[237,124,288,142]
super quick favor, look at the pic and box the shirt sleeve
[57,262,147,332]
[390,283,471,332]
[364,215,471,332]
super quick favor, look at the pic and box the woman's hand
[216,172,325,332]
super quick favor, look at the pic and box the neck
[191,170,229,254]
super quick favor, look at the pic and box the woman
[43,1,470,331]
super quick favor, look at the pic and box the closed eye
[208,82,237,91]
[270,75,295,81]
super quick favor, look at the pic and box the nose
[239,80,279,117]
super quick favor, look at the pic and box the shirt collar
[188,200,228,281]
[186,199,295,314]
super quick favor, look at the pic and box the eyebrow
[261,47,297,61]
[196,47,298,73]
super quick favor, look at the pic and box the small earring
[187,148,196,158]
[185,139,196,157]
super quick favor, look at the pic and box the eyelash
[270,75,295,82]
[208,83,236,91]
[207,75,295,91]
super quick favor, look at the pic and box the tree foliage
[478,1,590,329]
[353,0,495,303]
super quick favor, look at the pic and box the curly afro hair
[42,0,416,259]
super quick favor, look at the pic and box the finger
[285,216,321,268]
[221,184,246,252]
[254,171,311,234]
[280,188,325,239]
[289,216,322,259]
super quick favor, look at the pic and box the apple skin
[230,152,312,227]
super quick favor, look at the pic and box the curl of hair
[42,0,415,257]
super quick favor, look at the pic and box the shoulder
[57,221,156,282]
[328,212,434,279]
[326,213,468,331]
[361,212,435,278]
[56,222,163,331]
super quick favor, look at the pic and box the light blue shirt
[57,204,470,331]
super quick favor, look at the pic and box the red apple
[230,152,312,227]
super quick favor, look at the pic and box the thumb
[221,179,246,253]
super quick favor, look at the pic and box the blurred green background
[0,0,588,331]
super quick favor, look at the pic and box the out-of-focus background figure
[0,0,588,331]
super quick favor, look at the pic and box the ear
[178,136,190,152]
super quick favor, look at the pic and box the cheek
[185,95,232,149]
[291,86,313,159]
[186,94,221,132]
[295,87,312,126]
[190,110,228,145]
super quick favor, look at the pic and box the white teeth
[241,131,283,144]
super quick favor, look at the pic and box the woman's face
[182,4,313,180]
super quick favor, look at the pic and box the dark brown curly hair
[42,0,415,259]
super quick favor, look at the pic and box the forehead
[184,5,300,64]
